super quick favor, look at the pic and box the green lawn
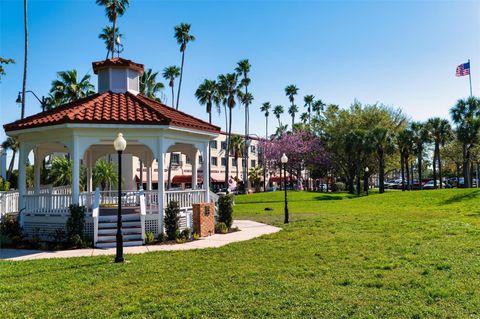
[1,189,480,318]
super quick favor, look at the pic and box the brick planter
[192,202,215,237]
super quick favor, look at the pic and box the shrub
[66,204,85,246]
[145,231,155,244]
[218,194,234,229]
[331,182,346,192]
[49,228,66,244]
[164,201,180,240]
[215,222,228,234]
[0,213,23,245]
[157,232,165,242]
[181,228,191,240]
[193,232,200,240]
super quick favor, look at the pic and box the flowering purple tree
[260,130,331,182]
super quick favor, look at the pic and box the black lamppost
[281,153,289,224]
[113,133,127,263]
[16,91,46,112]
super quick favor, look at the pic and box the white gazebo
[3,57,220,247]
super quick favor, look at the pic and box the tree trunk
[378,150,385,193]
[432,146,437,188]
[111,12,116,58]
[418,147,423,190]
[292,116,294,131]
[225,107,233,189]
[437,144,443,189]
[7,150,16,180]
[171,84,175,109]
[21,0,28,120]
[176,50,185,110]
[401,153,405,191]
[405,155,410,191]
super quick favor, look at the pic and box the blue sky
[1,0,479,148]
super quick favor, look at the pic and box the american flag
[456,61,470,77]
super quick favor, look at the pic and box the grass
[1,189,480,318]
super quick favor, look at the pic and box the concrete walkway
[0,220,281,261]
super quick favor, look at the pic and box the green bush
[157,232,165,242]
[66,204,85,246]
[0,213,23,245]
[164,201,180,240]
[145,231,155,244]
[215,222,228,234]
[331,182,346,192]
[181,228,191,240]
[218,194,234,229]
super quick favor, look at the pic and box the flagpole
[469,59,473,97]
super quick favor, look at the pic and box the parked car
[423,180,450,189]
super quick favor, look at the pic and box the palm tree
[217,73,240,187]
[195,79,218,124]
[260,102,271,139]
[410,122,429,189]
[303,94,314,124]
[450,97,480,188]
[93,159,118,190]
[235,59,251,190]
[427,118,452,189]
[397,129,414,191]
[285,84,299,105]
[49,70,95,104]
[2,137,18,180]
[229,135,245,179]
[312,99,324,116]
[162,66,180,108]
[174,23,195,110]
[300,112,309,124]
[368,128,395,193]
[288,104,299,129]
[140,68,164,101]
[21,0,28,120]
[49,157,73,186]
[98,26,123,59]
[273,105,284,128]
[96,0,129,58]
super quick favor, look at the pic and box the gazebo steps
[96,239,144,249]
[97,233,142,242]
[96,211,143,248]
[98,227,142,235]
[98,214,140,222]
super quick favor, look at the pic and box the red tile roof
[4,91,220,133]
[92,57,144,74]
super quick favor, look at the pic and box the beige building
[126,132,261,191]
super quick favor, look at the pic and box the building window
[185,155,191,165]
[171,153,180,165]
[251,160,256,167]
[210,141,217,149]
[221,157,227,166]
[250,145,256,153]
[232,158,237,167]
[199,155,203,164]
[211,157,218,166]
[221,141,227,150]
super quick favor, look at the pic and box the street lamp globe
[114,133,127,152]
[281,153,288,164]
[16,92,22,104]
[365,166,369,173]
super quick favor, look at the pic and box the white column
[87,151,93,193]
[202,142,210,202]
[18,143,28,212]
[71,136,81,204]
[157,146,165,232]
[34,147,41,194]
[147,163,152,191]
[191,151,198,190]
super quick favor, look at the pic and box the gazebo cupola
[92,57,144,95]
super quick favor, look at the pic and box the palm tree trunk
[466,148,472,188]
[171,85,175,109]
[462,143,468,188]
[292,116,294,131]
[21,0,28,120]
[111,12,117,59]
[418,147,423,190]
[379,150,385,193]
[405,155,410,191]
[225,107,233,189]
[176,50,185,110]
[236,157,239,179]
[401,152,405,191]
[437,144,443,189]
[7,150,16,180]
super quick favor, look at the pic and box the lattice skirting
[144,210,193,237]
[22,216,94,241]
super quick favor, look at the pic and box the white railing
[0,191,19,219]
[165,189,207,208]
[97,190,141,207]
[23,193,72,216]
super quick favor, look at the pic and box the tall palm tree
[303,94,314,124]
[427,117,453,189]
[450,97,480,188]
[174,23,195,110]
[49,70,95,104]
[368,128,395,193]
[162,66,180,108]
[21,0,28,120]
[140,68,164,101]
[98,26,123,59]
[217,73,240,187]
[235,59,251,190]
[300,112,309,124]
[398,129,414,191]
[2,137,18,180]
[229,135,245,179]
[288,104,299,129]
[312,99,324,116]
[195,79,218,124]
[410,121,429,189]
[96,0,129,58]
[93,159,118,190]
[260,102,271,139]
[273,105,284,128]
[285,84,299,105]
